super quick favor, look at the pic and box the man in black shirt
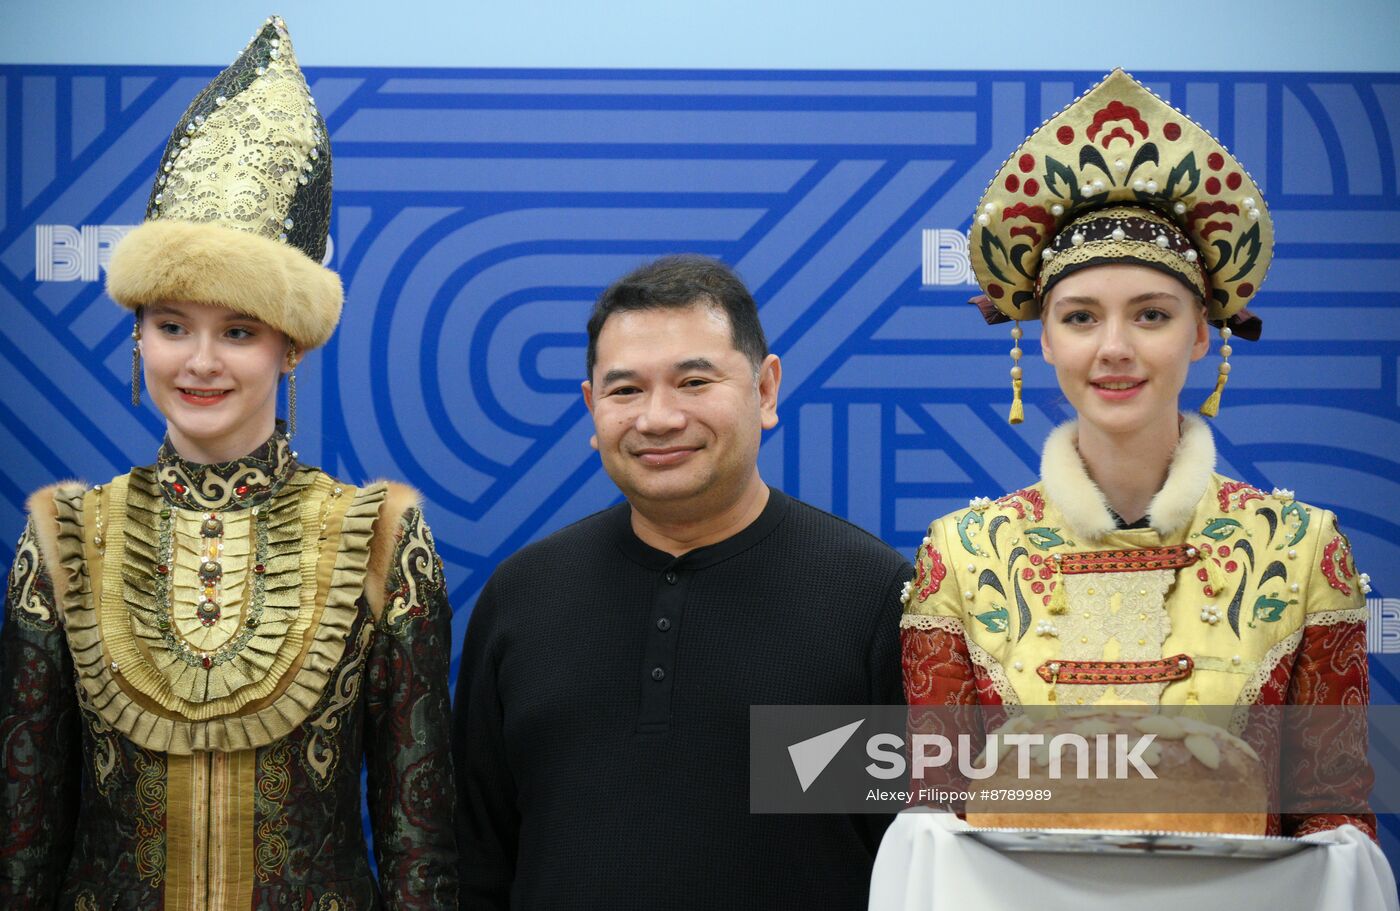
[453,255,912,909]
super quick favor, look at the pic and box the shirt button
[664,571,678,585]
[651,666,666,681]
[656,617,671,632]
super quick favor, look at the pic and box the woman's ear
[1190,303,1211,363]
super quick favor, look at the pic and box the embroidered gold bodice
[901,417,1369,711]
[51,432,389,753]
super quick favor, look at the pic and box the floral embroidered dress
[0,431,458,909]
[900,414,1376,838]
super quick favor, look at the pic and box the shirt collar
[612,487,792,571]
[155,427,298,511]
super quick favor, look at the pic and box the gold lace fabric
[161,40,317,241]
[53,470,389,754]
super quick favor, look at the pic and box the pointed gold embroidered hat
[106,16,341,351]
[969,68,1272,325]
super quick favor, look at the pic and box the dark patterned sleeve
[452,577,516,910]
[363,507,460,909]
[0,519,81,905]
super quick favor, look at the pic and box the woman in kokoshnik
[899,69,1377,839]
[0,18,457,909]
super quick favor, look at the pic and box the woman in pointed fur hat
[899,71,1377,843]
[0,18,457,909]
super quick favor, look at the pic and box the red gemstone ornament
[201,656,212,669]
[156,564,169,575]
[172,482,186,494]
[236,485,250,497]
[254,563,266,574]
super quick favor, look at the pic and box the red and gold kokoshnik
[968,69,1273,322]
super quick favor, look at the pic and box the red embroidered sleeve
[1281,621,1377,841]
[901,627,976,707]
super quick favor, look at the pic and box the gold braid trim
[54,468,389,754]
[1040,236,1207,299]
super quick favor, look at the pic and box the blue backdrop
[4,64,1400,868]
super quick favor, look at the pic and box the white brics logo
[35,225,135,282]
[35,225,336,281]
[921,228,974,287]
[1368,598,1400,654]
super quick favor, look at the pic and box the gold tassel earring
[130,319,142,406]
[1199,325,1232,418]
[286,349,298,439]
[1009,321,1025,425]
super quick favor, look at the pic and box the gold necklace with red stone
[153,500,269,671]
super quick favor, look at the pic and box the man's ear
[757,354,782,430]
[581,380,599,449]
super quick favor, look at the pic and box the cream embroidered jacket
[900,415,1375,838]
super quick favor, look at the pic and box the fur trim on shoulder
[1145,413,1216,537]
[364,480,423,622]
[1041,422,1118,542]
[106,220,342,351]
[1040,414,1216,541]
[26,481,87,611]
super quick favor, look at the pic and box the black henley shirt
[453,488,912,910]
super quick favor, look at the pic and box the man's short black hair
[586,255,769,379]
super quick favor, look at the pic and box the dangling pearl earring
[1008,321,1025,425]
[286,349,298,439]
[1199,325,1232,418]
[130,318,142,407]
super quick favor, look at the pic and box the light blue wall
[3,0,1399,70]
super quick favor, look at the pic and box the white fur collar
[1039,413,1216,541]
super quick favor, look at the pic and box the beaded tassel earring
[1199,325,1232,418]
[286,349,298,439]
[1009,321,1025,425]
[130,318,142,406]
